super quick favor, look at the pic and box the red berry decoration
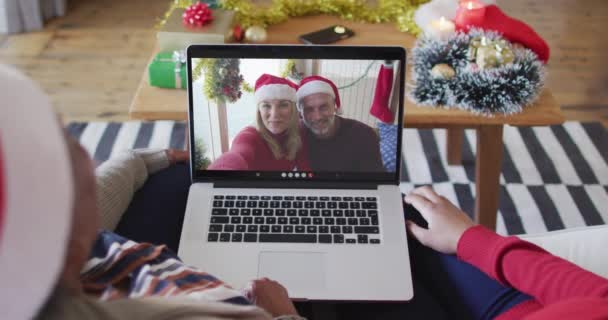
[233,25,244,42]
[182,2,213,27]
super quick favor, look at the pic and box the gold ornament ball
[430,63,456,80]
[245,26,268,43]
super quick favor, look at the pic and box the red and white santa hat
[0,64,74,319]
[254,74,298,103]
[296,75,341,109]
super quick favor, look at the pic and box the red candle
[454,0,487,31]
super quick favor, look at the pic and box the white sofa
[520,224,608,278]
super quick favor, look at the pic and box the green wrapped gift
[148,50,187,89]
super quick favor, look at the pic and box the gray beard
[304,114,336,137]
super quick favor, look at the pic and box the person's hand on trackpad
[248,278,300,318]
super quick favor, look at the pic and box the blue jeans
[114,164,531,319]
[403,204,532,320]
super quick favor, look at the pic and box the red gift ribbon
[182,1,213,27]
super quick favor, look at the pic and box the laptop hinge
[213,180,379,190]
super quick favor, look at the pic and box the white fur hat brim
[0,64,73,320]
[296,80,335,102]
[254,83,297,103]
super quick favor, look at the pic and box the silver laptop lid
[186,45,405,186]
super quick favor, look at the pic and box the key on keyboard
[208,194,380,244]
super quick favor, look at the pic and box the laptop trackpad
[258,252,327,294]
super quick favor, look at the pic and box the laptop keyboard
[207,195,381,244]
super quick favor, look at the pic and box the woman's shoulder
[233,126,263,144]
[236,126,259,136]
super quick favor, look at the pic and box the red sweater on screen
[457,226,608,320]
[208,126,310,171]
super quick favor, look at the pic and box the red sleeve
[457,226,608,306]
[207,128,259,170]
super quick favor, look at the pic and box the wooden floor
[0,0,607,126]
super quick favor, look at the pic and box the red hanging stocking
[370,64,395,123]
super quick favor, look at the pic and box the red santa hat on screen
[0,64,74,319]
[254,74,298,103]
[296,75,341,109]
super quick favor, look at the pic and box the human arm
[95,149,187,231]
[40,285,274,320]
[405,186,608,307]
[207,128,259,170]
[457,226,608,305]
[207,153,250,170]
[249,278,306,320]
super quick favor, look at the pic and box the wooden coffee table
[129,15,564,230]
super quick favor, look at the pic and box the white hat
[254,73,298,103]
[296,75,341,109]
[0,64,73,319]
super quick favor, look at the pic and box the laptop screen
[187,45,405,184]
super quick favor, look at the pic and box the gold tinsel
[157,0,427,36]
[156,0,191,29]
[241,81,254,93]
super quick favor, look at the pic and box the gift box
[148,51,187,89]
[157,8,236,52]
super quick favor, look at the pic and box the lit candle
[454,0,487,30]
[428,16,456,41]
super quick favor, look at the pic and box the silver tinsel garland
[408,29,545,115]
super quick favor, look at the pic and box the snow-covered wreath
[408,29,545,115]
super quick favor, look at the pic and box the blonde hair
[256,101,302,161]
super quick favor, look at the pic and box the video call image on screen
[190,58,401,176]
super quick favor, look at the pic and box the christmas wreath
[192,58,253,103]
[409,29,545,115]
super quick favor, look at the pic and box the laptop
[178,45,413,301]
